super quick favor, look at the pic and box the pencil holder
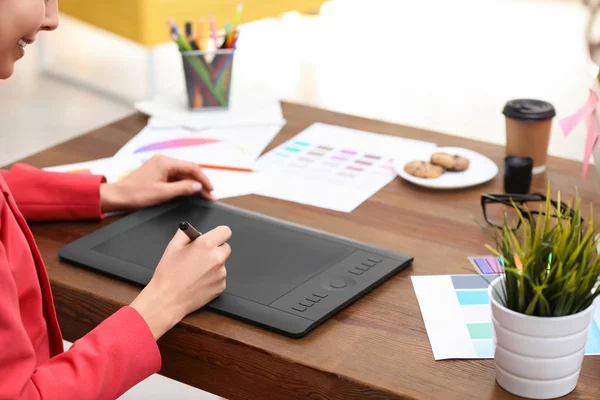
[181,48,235,110]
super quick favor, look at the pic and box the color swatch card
[468,255,504,274]
[114,124,283,168]
[411,274,600,360]
[255,123,436,212]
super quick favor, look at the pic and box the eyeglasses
[481,193,581,231]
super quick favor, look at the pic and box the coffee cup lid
[503,99,556,121]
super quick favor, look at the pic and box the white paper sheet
[254,123,436,212]
[43,158,113,178]
[411,274,600,360]
[134,96,285,131]
[114,124,283,167]
[44,157,140,185]
[43,157,257,200]
[100,156,260,201]
[202,169,263,200]
[147,117,179,129]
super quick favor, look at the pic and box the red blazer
[0,164,161,399]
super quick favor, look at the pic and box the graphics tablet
[59,198,413,337]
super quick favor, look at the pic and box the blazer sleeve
[0,163,105,221]
[0,239,162,399]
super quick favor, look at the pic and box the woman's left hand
[99,154,216,212]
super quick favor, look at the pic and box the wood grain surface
[14,102,600,399]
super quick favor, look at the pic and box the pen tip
[179,221,189,230]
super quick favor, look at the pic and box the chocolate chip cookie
[404,161,445,179]
[430,152,470,172]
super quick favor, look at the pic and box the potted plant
[487,188,600,399]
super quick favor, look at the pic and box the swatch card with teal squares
[411,274,600,360]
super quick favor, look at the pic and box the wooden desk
[18,103,600,399]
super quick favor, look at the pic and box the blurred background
[1,0,599,397]
[1,0,598,167]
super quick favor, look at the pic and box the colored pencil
[233,3,244,30]
[184,21,198,50]
[198,164,253,173]
[196,18,205,50]
[209,15,218,48]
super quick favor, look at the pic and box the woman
[0,1,232,398]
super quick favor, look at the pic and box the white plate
[394,147,498,189]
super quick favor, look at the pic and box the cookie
[430,152,469,171]
[404,161,445,179]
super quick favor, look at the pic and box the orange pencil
[197,164,253,173]
[196,18,204,50]
[231,30,240,47]
[226,30,234,48]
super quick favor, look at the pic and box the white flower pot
[489,277,597,399]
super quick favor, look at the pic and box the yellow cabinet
[59,0,327,46]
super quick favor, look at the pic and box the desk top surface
[20,102,600,399]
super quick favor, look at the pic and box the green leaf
[483,186,600,317]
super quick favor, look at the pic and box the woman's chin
[0,62,14,80]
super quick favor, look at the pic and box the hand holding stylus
[179,221,202,240]
[130,223,231,340]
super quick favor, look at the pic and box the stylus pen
[179,221,202,241]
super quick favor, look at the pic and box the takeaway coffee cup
[503,99,556,174]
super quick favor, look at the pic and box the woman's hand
[130,225,232,339]
[99,154,216,212]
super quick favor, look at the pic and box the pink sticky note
[560,89,598,137]
[583,113,599,178]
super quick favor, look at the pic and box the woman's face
[0,0,59,79]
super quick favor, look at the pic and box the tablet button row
[306,295,321,303]
[350,259,380,275]
[292,294,326,312]
[362,261,377,268]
